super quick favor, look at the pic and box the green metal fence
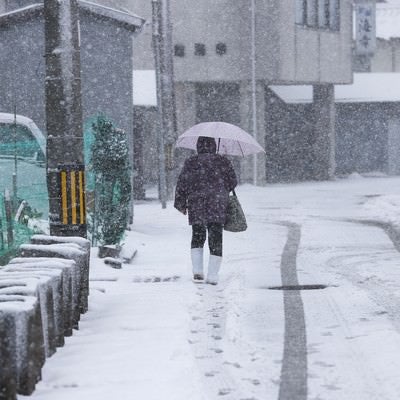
[0,131,48,265]
[0,115,122,257]
[0,192,40,265]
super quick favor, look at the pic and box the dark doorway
[195,83,240,125]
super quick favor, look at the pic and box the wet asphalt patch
[277,222,307,400]
[267,284,328,291]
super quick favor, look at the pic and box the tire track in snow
[278,222,307,400]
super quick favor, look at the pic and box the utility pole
[250,0,258,186]
[44,0,86,237]
[152,0,177,208]
[12,105,18,211]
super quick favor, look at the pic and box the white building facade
[98,0,353,183]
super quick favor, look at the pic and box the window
[329,0,340,30]
[194,43,206,56]
[296,0,340,31]
[216,42,227,56]
[174,44,185,57]
[307,0,318,27]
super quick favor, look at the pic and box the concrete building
[0,0,354,187]
[0,0,144,144]
[125,0,354,185]
[271,73,400,177]
[341,1,400,177]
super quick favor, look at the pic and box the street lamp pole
[12,104,18,211]
[152,0,167,209]
[44,0,86,237]
[152,0,177,208]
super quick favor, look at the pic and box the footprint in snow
[53,383,79,388]
[224,361,241,369]
[242,378,260,386]
[314,360,335,368]
[323,383,342,391]
[211,348,223,354]
[252,379,261,386]
[212,335,222,340]
[218,388,232,396]
[91,287,106,293]
[205,371,220,377]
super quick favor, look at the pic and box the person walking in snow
[174,136,238,285]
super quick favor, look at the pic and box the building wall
[0,12,134,140]
[113,0,154,70]
[80,12,134,137]
[0,18,45,131]
[336,103,389,174]
[264,89,315,182]
[278,0,353,84]
[369,38,400,72]
[113,0,352,85]
[111,0,353,185]
[263,94,392,179]
[388,113,400,175]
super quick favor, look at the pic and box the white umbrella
[175,121,265,156]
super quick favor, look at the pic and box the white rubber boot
[191,248,204,281]
[206,255,222,285]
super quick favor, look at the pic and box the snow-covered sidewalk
[22,176,400,400]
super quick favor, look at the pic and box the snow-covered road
[21,176,400,400]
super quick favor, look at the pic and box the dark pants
[191,223,223,257]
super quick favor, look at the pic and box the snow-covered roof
[80,0,144,31]
[133,70,157,106]
[0,113,45,154]
[270,73,400,104]
[0,1,145,31]
[134,71,400,106]
[376,1,400,39]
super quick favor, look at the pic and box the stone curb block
[0,236,91,399]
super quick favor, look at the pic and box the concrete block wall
[0,235,90,399]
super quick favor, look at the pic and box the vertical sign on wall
[355,0,376,56]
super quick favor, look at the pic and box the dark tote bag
[224,190,247,232]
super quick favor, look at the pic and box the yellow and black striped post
[56,164,87,236]
[60,165,86,225]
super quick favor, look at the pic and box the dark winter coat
[174,139,237,225]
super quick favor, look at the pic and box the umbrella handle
[217,138,221,153]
